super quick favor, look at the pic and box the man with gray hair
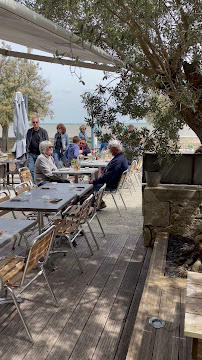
[34,140,70,186]
[92,140,128,207]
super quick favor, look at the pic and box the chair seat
[53,218,78,235]
[0,256,25,286]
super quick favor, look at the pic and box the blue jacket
[93,152,128,189]
[79,131,88,141]
[65,143,80,165]
[53,133,69,152]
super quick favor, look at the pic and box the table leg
[75,175,79,183]
[38,212,44,234]
[192,338,202,360]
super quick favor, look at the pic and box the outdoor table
[0,218,36,249]
[0,158,24,184]
[80,160,109,176]
[0,183,93,233]
[52,167,99,183]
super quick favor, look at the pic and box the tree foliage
[21,0,202,161]
[0,42,53,129]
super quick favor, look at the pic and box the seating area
[0,174,144,359]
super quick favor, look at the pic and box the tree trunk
[180,106,202,143]
[2,125,9,152]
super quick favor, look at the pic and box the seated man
[65,136,83,166]
[92,140,128,207]
[80,136,91,156]
[34,140,70,186]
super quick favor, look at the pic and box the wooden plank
[0,232,114,358]
[45,234,130,360]
[91,236,144,360]
[184,313,202,339]
[67,238,135,360]
[114,246,152,360]
[147,232,168,282]
[2,234,127,360]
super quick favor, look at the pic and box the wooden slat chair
[18,167,37,188]
[132,157,142,186]
[127,160,137,191]
[0,225,57,342]
[0,190,16,218]
[105,170,128,217]
[66,184,106,239]
[51,194,95,273]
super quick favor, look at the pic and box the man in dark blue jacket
[93,139,128,191]
[26,117,49,182]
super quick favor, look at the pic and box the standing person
[65,136,83,166]
[79,125,88,141]
[80,136,91,156]
[53,123,69,167]
[26,117,49,182]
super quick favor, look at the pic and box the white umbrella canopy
[12,91,29,159]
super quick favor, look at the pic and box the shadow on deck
[0,230,151,360]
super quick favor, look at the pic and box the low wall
[143,185,202,247]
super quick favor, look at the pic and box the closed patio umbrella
[12,91,29,161]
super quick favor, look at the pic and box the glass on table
[42,194,50,202]
[24,192,32,201]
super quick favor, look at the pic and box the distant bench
[184,271,202,360]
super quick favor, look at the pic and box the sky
[1,40,113,124]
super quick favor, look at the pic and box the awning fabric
[0,0,121,71]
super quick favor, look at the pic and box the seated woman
[34,140,70,186]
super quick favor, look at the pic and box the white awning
[0,0,122,72]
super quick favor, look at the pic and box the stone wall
[143,185,202,247]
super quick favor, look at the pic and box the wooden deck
[0,229,151,360]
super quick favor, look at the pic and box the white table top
[0,219,36,248]
[80,160,109,168]
[53,167,98,175]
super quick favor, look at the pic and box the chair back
[78,193,94,223]
[14,181,32,196]
[19,167,33,185]
[129,160,137,173]
[94,184,106,211]
[137,157,143,171]
[21,225,55,286]
[0,190,11,216]
[118,170,128,189]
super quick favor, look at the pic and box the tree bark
[2,126,9,152]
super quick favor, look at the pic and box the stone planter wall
[143,185,202,247]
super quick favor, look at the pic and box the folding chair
[0,225,57,342]
[105,170,128,217]
[52,194,96,273]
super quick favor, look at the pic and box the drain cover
[149,317,165,328]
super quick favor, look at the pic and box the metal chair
[0,190,16,218]
[18,167,37,188]
[105,170,128,216]
[51,194,95,273]
[0,225,57,342]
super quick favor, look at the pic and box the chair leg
[95,213,105,237]
[82,227,94,254]
[41,267,58,307]
[67,235,83,273]
[111,193,122,217]
[6,286,33,343]
[118,190,127,210]
[86,220,99,249]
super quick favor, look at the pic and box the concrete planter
[145,171,161,187]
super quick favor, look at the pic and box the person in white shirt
[34,140,70,186]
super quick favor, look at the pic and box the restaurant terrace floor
[0,181,192,359]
